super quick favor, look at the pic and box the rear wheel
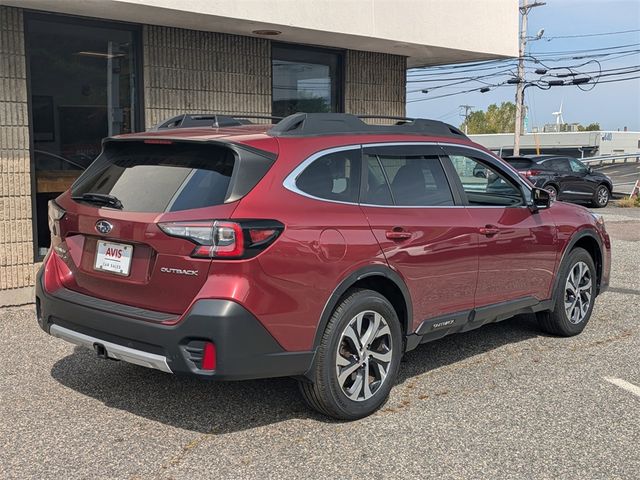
[592,185,610,208]
[299,289,402,420]
[537,247,596,336]
[545,184,558,202]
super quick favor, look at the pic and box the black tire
[299,288,402,420]
[537,247,597,337]
[545,184,559,202]
[592,184,610,208]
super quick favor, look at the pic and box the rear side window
[72,142,235,212]
[296,149,361,202]
[365,153,454,207]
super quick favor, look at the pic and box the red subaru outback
[37,113,611,419]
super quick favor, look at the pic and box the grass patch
[617,197,640,208]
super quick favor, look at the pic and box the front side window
[545,158,571,172]
[449,155,523,206]
[296,150,361,202]
[364,153,454,207]
[569,158,589,173]
[272,44,343,117]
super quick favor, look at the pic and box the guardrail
[581,153,640,166]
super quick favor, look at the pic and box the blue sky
[406,0,640,131]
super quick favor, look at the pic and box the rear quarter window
[72,142,236,212]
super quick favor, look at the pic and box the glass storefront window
[272,44,343,118]
[26,15,140,256]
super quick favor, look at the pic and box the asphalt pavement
[594,162,640,194]
[1,206,639,479]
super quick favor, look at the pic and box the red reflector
[202,342,216,371]
[143,139,173,144]
[249,228,276,243]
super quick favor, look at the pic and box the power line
[540,28,640,40]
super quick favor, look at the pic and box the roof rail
[267,113,468,138]
[149,113,284,131]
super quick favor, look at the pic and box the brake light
[523,169,542,178]
[158,220,283,259]
[143,139,173,144]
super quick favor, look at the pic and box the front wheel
[537,247,596,336]
[592,185,610,208]
[299,289,402,420]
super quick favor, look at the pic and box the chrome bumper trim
[49,324,172,374]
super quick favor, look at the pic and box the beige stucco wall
[2,0,518,67]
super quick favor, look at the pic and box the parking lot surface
[2,207,639,480]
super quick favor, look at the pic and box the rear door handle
[479,225,500,236]
[385,230,412,241]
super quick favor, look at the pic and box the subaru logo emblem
[95,220,113,235]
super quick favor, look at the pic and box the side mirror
[529,187,551,212]
[587,166,593,174]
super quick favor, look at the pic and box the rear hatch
[54,139,274,315]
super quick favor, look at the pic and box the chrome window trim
[282,141,533,209]
[282,144,363,206]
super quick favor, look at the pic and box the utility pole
[514,0,545,155]
[459,104,474,134]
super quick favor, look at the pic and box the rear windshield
[503,157,534,170]
[71,141,235,212]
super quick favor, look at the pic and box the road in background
[594,162,640,195]
[1,207,639,480]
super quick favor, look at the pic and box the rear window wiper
[71,192,124,209]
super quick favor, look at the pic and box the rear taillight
[522,169,542,178]
[158,219,283,259]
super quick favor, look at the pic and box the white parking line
[605,377,640,398]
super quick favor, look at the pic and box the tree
[461,102,516,134]
[577,123,601,131]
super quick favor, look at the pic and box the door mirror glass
[531,187,551,211]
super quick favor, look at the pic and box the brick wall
[142,25,271,129]
[345,50,406,118]
[0,6,34,299]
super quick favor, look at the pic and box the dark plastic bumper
[36,268,314,380]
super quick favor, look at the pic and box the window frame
[271,42,345,117]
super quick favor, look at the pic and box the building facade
[0,0,517,305]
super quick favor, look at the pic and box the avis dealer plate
[94,241,133,276]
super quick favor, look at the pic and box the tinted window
[296,149,361,202]
[449,155,523,206]
[364,155,393,205]
[365,153,454,206]
[72,142,235,212]
[569,158,588,173]
[544,158,571,171]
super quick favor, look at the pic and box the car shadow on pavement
[50,313,541,434]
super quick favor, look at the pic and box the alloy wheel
[546,185,558,202]
[335,310,393,402]
[564,261,592,324]
[597,187,609,206]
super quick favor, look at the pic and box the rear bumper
[36,268,314,380]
